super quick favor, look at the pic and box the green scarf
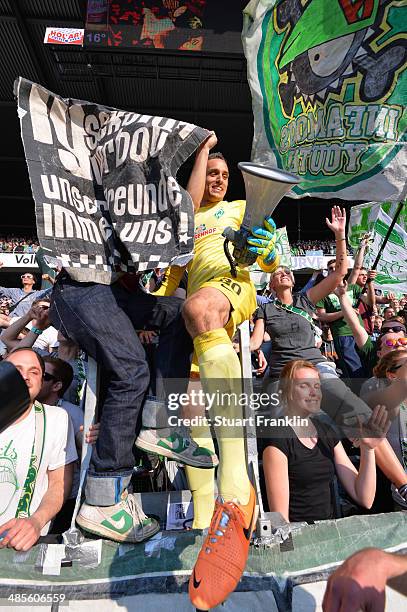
[274,298,318,332]
[15,402,46,518]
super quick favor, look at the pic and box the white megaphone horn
[222,162,300,276]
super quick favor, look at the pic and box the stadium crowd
[0,235,39,253]
[0,135,406,611]
[290,239,338,255]
[0,234,348,257]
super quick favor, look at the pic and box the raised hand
[203,131,217,151]
[326,206,346,237]
[334,280,348,297]
[359,405,391,450]
[31,304,51,330]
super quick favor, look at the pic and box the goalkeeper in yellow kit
[157,133,279,609]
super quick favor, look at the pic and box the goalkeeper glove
[247,216,280,273]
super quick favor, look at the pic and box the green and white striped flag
[348,201,407,250]
[349,204,407,294]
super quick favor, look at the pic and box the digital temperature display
[85,0,243,54]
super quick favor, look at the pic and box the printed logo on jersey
[194,222,217,240]
[214,208,225,219]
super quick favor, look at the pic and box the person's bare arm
[0,463,73,551]
[41,273,55,285]
[250,317,265,351]
[186,132,217,211]
[376,294,392,304]
[323,548,407,612]
[334,442,376,509]
[263,446,289,522]
[0,310,35,350]
[57,334,79,361]
[0,313,10,328]
[363,270,377,308]
[334,405,390,510]
[316,307,344,323]
[1,305,50,351]
[336,282,368,348]
[307,207,348,304]
[348,238,369,285]
[362,361,407,415]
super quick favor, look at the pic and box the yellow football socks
[193,328,251,506]
[185,421,216,529]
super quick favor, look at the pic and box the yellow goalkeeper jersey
[188,199,249,295]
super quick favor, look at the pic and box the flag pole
[354,200,405,304]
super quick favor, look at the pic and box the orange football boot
[189,483,258,610]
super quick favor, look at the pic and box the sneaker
[76,493,160,543]
[189,484,258,610]
[135,426,219,469]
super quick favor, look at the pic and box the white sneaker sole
[135,436,218,469]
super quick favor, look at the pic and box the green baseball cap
[279,0,379,69]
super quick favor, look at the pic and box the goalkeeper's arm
[153,265,185,296]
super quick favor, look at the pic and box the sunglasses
[274,267,292,276]
[43,372,59,382]
[384,338,407,347]
[381,325,406,333]
[21,275,34,279]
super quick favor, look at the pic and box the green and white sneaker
[135,426,218,469]
[76,493,160,543]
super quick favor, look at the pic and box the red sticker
[338,0,374,25]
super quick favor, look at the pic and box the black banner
[16,78,209,284]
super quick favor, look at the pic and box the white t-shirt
[58,399,84,498]
[0,403,77,535]
[10,317,59,351]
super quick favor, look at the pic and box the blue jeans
[333,335,366,378]
[50,273,192,505]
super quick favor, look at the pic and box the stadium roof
[0,1,255,232]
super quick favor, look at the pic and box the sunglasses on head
[43,372,58,382]
[384,338,407,348]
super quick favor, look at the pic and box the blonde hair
[278,359,320,404]
[269,266,295,288]
[373,349,407,378]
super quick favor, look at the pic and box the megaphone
[0,361,31,434]
[222,163,300,276]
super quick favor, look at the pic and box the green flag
[243,0,407,200]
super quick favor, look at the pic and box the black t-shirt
[256,293,326,377]
[263,419,339,523]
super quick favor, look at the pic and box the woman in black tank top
[262,360,389,523]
